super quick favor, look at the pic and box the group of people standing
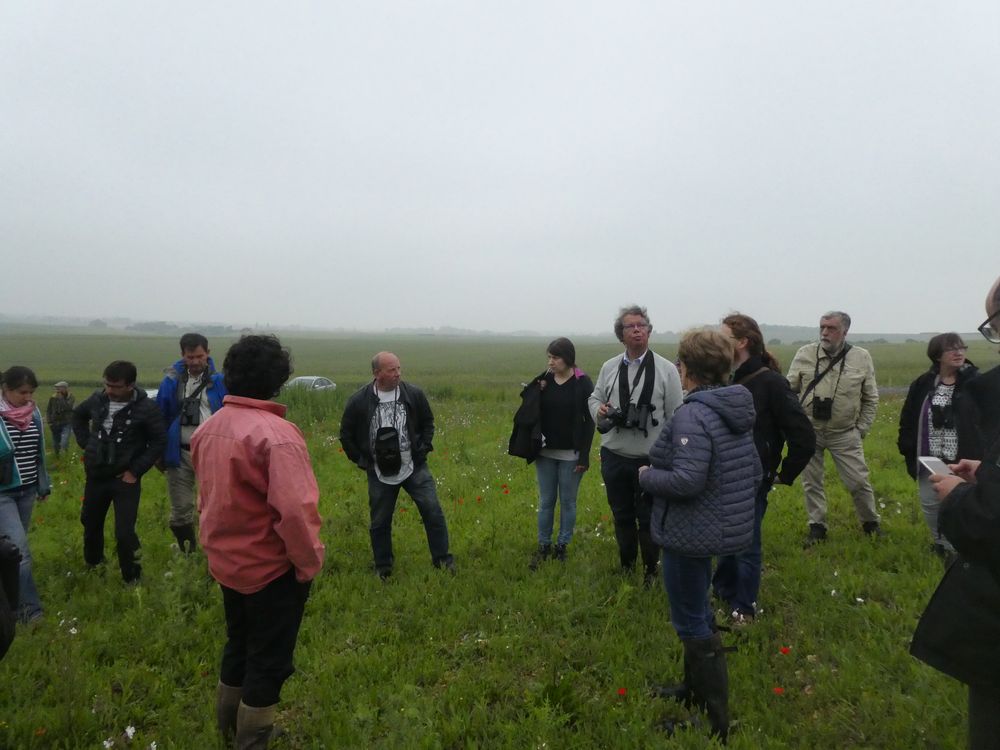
[4,288,1000,747]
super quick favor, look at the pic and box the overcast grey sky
[2,2,998,334]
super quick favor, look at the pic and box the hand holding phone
[918,456,955,476]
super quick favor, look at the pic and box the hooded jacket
[640,385,761,556]
[157,358,227,468]
[72,388,167,480]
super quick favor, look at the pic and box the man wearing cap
[46,381,75,457]
[156,333,227,553]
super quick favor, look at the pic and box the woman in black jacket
[511,338,595,569]
[711,314,815,624]
[897,333,981,559]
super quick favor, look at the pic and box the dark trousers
[220,568,312,707]
[600,448,658,572]
[712,480,772,616]
[80,476,142,582]
[969,684,1000,750]
[368,463,451,571]
[661,549,715,640]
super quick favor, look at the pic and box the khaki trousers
[165,449,197,527]
[801,428,880,529]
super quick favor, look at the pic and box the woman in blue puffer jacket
[639,328,761,741]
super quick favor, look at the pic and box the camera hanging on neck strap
[374,387,403,475]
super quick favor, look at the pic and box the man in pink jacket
[192,334,325,749]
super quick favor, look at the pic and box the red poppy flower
[501,483,508,489]
[476,497,482,503]
[34,728,47,737]
[772,687,785,695]
[617,687,627,696]
[503,489,509,495]
[780,646,791,655]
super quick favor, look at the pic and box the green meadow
[0,330,990,748]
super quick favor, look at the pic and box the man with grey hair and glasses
[588,305,683,585]
[787,311,881,546]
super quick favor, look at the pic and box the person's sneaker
[528,544,551,571]
[803,523,827,547]
[862,521,883,538]
[376,566,392,581]
[553,543,567,562]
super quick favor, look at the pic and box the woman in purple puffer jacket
[639,328,761,742]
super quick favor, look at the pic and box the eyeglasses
[622,323,649,331]
[979,309,1000,344]
[943,346,968,353]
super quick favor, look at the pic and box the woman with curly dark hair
[191,335,325,749]
[898,332,981,560]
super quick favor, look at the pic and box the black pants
[80,475,142,582]
[600,447,658,572]
[220,568,312,707]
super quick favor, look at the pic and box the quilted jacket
[640,384,761,556]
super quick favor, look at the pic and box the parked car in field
[285,376,337,392]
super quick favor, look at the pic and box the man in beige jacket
[787,311,881,545]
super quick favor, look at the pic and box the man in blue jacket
[157,333,226,552]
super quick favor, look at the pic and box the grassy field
[0,331,986,748]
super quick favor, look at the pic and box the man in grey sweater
[588,305,683,584]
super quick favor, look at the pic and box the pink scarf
[0,398,35,431]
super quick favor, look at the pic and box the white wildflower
[830,589,837,596]
[125,725,136,739]
[69,627,78,635]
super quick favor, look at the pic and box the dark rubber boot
[652,645,695,706]
[171,524,197,554]
[687,633,730,742]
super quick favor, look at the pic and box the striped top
[2,416,40,487]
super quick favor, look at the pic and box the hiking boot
[553,543,568,562]
[803,523,827,547]
[434,554,456,574]
[529,544,551,571]
[862,521,883,538]
[643,566,659,590]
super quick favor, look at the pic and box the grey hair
[821,311,851,330]
[613,305,652,343]
[371,353,382,373]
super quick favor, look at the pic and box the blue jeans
[661,548,714,640]
[535,456,582,546]
[712,481,770,616]
[0,484,43,622]
[50,424,72,455]
[368,463,450,571]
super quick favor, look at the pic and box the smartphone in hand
[918,456,955,476]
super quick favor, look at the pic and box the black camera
[373,426,402,475]
[98,438,118,466]
[599,403,653,433]
[812,397,833,421]
[930,403,955,430]
[179,397,202,427]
